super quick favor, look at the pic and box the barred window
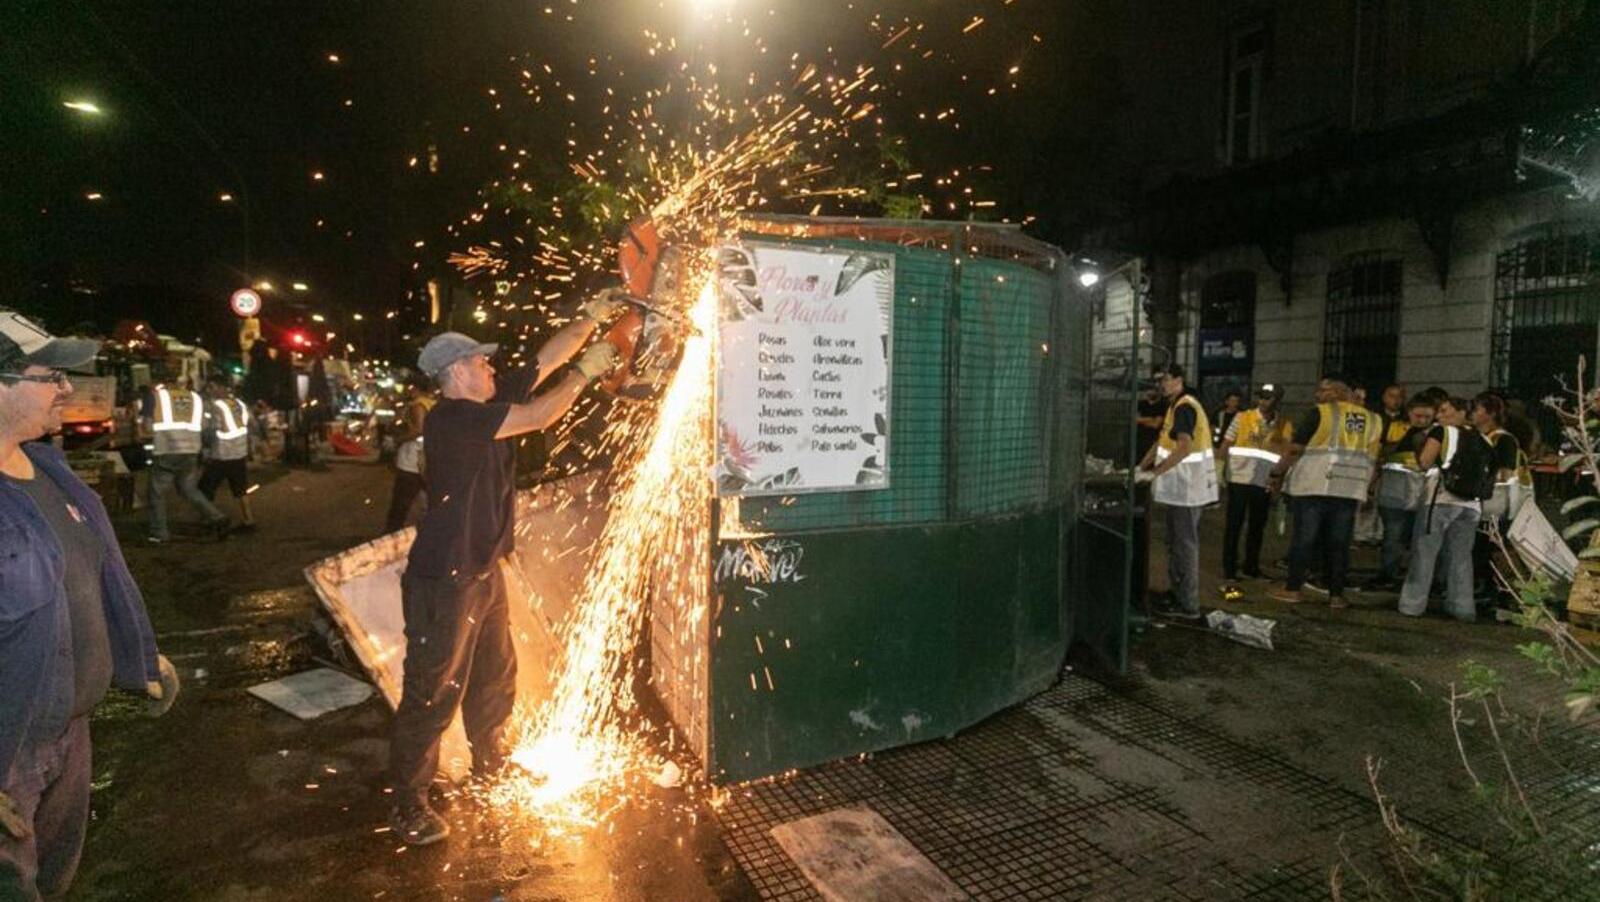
[1323,253,1401,393]
[1491,224,1600,435]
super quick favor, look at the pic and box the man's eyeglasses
[0,371,70,388]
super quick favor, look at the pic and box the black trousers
[1222,484,1271,579]
[387,566,517,807]
[1287,496,1359,597]
[384,471,425,534]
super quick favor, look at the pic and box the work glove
[0,789,27,840]
[574,341,622,380]
[144,654,180,718]
[580,288,628,323]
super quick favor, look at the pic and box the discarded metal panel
[303,471,608,777]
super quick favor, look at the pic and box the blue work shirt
[0,443,160,786]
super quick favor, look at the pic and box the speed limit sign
[230,288,263,318]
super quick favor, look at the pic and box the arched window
[1323,253,1401,392]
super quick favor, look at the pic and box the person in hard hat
[384,380,435,534]
[0,309,177,900]
[1138,365,1218,620]
[141,376,230,544]
[199,375,256,533]
[1366,394,1435,590]
[385,292,625,847]
[1268,374,1382,609]
[1217,383,1281,585]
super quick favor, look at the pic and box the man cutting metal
[387,293,624,846]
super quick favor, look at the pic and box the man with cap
[0,309,178,899]
[1217,383,1281,585]
[386,293,624,846]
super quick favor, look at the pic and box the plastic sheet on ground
[1206,610,1276,650]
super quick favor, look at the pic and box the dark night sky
[0,1,1111,355]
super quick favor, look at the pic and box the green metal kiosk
[647,217,1124,784]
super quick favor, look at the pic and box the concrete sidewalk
[715,500,1599,900]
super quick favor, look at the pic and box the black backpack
[1439,428,1497,501]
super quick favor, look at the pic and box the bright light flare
[62,100,102,115]
[1078,270,1101,288]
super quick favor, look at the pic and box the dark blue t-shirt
[406,366,538,579]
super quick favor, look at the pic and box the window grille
[1322,254,1401,392]
[1491,225,1600,435]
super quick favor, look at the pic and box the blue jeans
[1400,503,1480,621]
[0,717,90,901]
[1378,506,1416,581]
[1287,496,1358,597]
[147,454,225,540]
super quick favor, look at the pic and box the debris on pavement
[1206,610,1277,650]
[651,760,682,789]
[247,667,374,720]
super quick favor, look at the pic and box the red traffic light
[284,329,312,349]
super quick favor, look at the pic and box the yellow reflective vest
[1226,408,1281,488]
[1285,401,1381,501]
[1153,395,1218,507]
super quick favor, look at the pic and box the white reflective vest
[1375,427,1427,512]
[150,387,203,456]
[209,398,250,461]
[1225,408,1281,488]
[1286,401,1381,502]
[1484,429,1534,520]
[1153,395,1219,507]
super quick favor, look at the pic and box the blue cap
[418,332,498,378]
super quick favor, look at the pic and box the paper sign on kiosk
[715,242,894,497]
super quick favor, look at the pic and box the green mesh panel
[955,261,1055,517]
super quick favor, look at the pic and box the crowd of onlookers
[1138,368,1539,623]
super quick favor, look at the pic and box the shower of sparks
[427,0,1045,839]
[487,278,715,832]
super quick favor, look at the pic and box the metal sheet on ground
[247,667,374,720]
[303,471,609,777]
[770,807,967,902]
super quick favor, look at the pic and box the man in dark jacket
[0,309,176,900]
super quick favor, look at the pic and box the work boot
[390,802,450,846]
[1302,579,1329,597]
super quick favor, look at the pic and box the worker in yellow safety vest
[1218,383,1281,583]
[142,381,230,543]
[1366,394,1435,589]
[1267,374,1381,608]
[1137,365,1216,620]
[200,375,255,533]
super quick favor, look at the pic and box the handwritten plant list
[715,242,893,496]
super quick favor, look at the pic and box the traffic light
[284,329,312,349]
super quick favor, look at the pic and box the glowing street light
[254,280,275,292]
[218,193,234,203]
[63,100,103,116]
[292,281,309,292]
[84,192,103,201]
